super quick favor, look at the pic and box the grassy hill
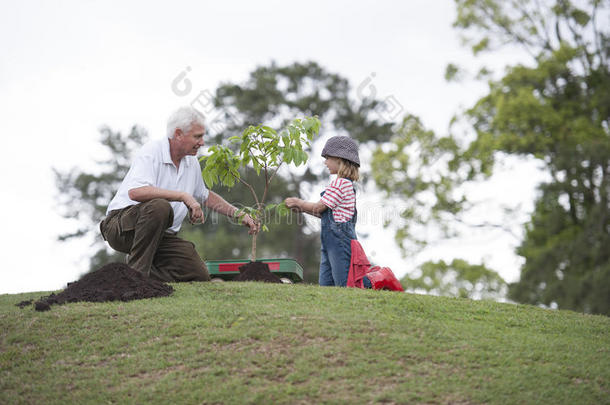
[1,282,608,404]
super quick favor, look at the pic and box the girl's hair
[336,157,360,181]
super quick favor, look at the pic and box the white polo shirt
[107,138,209,233]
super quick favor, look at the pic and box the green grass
[1,283,609,404]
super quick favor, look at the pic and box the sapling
[200,116,321,261]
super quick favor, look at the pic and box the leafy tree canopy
[54,125,148,270]
[402,259,507,300]
[456,0,610,314]
[372,0,610,313]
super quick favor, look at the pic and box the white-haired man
[100,106,258,282]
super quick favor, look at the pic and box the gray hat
[321,136,360,166]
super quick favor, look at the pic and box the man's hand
[183,193,205,224]
[284,197,303,211]
[240,213,260,235]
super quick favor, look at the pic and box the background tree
[371,112,509,299]
[371,0,610,313]
[403,259,507,300]
[371,114,485,256]
[455,0,609,314]
[54,125,148,270]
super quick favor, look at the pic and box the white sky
[0,0,547,294]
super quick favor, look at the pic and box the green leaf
[571,9,590,26]
[293,149,302,166]
[284,148,293,164]
[202,171,215,188]
[444,63,464,82]
[277,203,290,217]
[472,37,489,55]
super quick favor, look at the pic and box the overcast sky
[0,0,547,294]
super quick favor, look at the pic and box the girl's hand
[284,197,302,211]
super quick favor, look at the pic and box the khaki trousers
[100,199,210,282]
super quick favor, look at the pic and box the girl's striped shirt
[320,177,356,222]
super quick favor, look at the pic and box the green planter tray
[205,258,304,282]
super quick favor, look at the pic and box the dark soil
[33,262,173,311]
[15,299,33,308]
[234,261,282,283]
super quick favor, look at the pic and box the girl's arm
[285,197,327,218]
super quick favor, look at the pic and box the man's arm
[128,186,188,203]
[203,191,237,217]
[128,186,204,223]
[204,191,259,234]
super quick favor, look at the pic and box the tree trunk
[250,206,263,262]
[251,232,257,262]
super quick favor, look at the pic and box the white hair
[166,106,206,139]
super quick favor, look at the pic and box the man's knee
[142,199,174,224]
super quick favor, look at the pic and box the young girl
[285,135,360,287]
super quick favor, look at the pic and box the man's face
[176,123,205,156]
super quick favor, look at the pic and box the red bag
[347,240,371,288]
[347,240,404,292]
[365,266,404,291]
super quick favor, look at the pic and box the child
[285,135,360,287]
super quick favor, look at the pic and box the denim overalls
[319,183,357,287]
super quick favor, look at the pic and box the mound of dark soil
[234,261,282,283]
[33,262,173,311]
[15,299,33,308]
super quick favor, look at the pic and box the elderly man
[100,106,258,282]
